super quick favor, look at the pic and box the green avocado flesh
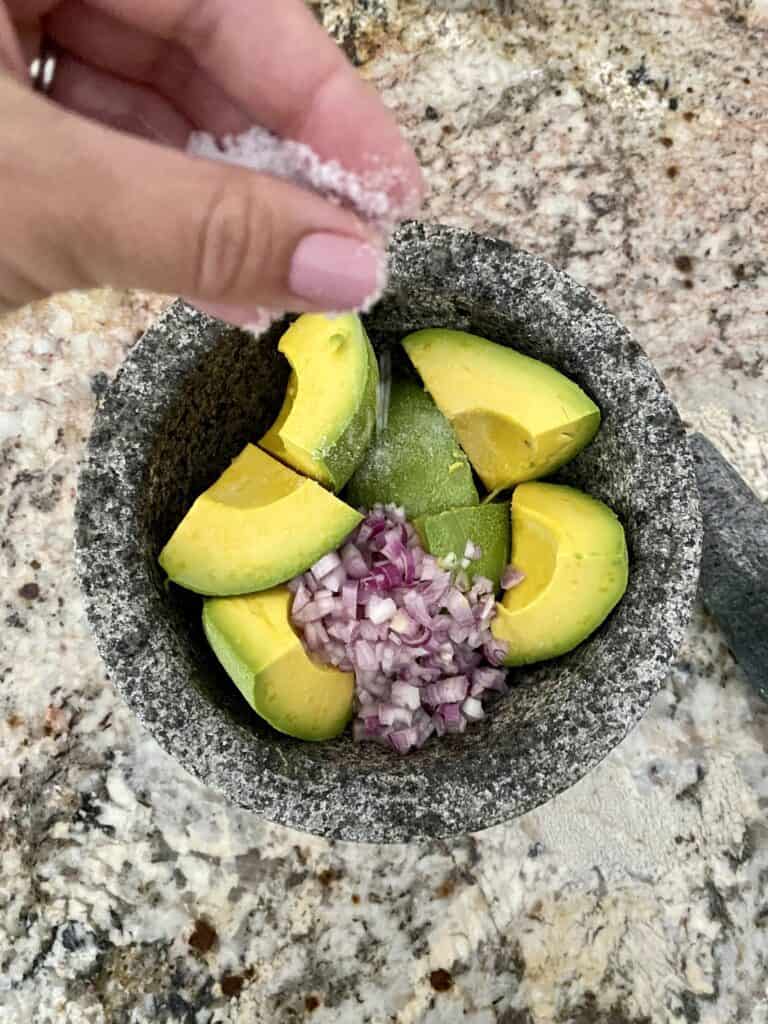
[203,587,354,740]
[492,482,628,666]
[402,328,601,492]
[259,313,378,492]
[344,375,478,519]
[158,444,361,596]
[163,312,626,742]
[415,503,510,592]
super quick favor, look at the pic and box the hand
[0,1,423,321]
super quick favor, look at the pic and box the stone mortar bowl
[75,222,702,843]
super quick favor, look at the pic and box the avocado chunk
[402,328,601,492]
[415,503,509,591]
[344,375,478,519]
[260,313,378,491]
[491,482,628,665]
[159,444,361,596]
[203,588,354,740]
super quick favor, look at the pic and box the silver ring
[29,37,58,96]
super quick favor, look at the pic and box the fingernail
[289,233,383,311]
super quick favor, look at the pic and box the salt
[187,125,418,321]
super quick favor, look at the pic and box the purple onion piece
[501,565,526,590]
[291,504,511,754]
[312,550,341,581]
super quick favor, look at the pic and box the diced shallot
[401,625,432,648]
[290,504,510,754]
[354,640,378,671]
[381,643,396,674]
[501,565,526,590]
[419,556,440,581]
[390,681,421,710]
[322,567,346,593]
[303,621,328,650]
[358,620,383,642]
[312,551,341,581]
[341,581,359,618]
[327,620,356,644]
[469,576,494,601]
[462,696,485,721]
[341,542,369,579]
[403,590,432,627]
[439,703,467,733]
[390,610,417,637]
[430,675,469,705]
[302,571,319,594]
[293,595,335,623]
[389,728,418,753]
[292,581,311,614]
[367,595,397,624]
[378,703,413,727]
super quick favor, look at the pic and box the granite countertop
[2,2,768,1021]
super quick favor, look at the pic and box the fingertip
[186,299,279,335]
[297,69,425,223]
[188,231,386,324]
[288,233,384,311]
[384,139,427,219]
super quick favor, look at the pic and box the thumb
[0,77,384,317]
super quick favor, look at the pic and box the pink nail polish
[289,233,383,311]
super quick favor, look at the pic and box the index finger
[89,0,424,211]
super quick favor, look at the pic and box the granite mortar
[74,222,702,842]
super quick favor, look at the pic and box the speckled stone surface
[74,224,701,842]
[3,1,768,1020]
